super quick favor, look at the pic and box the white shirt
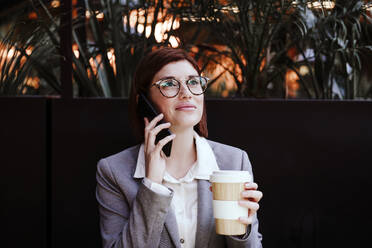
[133,131,220,248]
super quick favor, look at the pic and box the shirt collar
[133,131,220,181]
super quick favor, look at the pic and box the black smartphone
[137,93,173,157]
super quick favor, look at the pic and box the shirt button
[180,238,185,244]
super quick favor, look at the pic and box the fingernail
[245,183,250,187]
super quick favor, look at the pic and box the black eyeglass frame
[150,76,209,98]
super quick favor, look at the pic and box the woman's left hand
[238,182,263,225]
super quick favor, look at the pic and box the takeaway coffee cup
[209,170,252,235]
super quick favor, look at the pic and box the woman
[96,47,263,248]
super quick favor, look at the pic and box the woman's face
[148,60,204,133]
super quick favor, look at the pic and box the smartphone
[137,93,173,157]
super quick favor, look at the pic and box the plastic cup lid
[209,170,252,183]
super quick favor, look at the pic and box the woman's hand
[144,113,176,184]
[238,182,263,225]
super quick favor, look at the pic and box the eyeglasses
[151,76,209,98]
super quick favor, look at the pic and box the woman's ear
[135,94,139,104]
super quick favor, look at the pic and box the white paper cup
[210,170,252,235]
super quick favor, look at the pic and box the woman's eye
[188,79,199,85]
[160,81,176,87]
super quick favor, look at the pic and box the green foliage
[291,0,372,99]
[1,0,181,97]
[1,0,372,99]
[0,5,61,95]
[189,0,372,99]
[202,0,300,98]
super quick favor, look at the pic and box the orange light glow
[307,1,335,9]
[200,45,239,97]
[85,10,104,20]
[169,36,180,48]
[51,0,60,8]
[72,43,79,58]
[107,48,116,75]
[72,8,78,19]
[25,47,33,56]
[260,58,266,72]
[28,12,38,20]
[285,70,300,97]
[96,12,104,20]
[84,48,117,79]
[25,76,40,89]
[122,7,181,45]
[0,42,40,93]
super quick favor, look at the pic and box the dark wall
[0,97,47,248]
[1,97,372,248]
[51,98,136,248]
[206,100,372,247]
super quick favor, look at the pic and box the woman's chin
[170,119,200,132]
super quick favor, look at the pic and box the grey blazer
[96,139,263,248]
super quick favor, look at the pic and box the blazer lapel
[165,208,181,248]
[131,145,181,248]
[195,179,214,248]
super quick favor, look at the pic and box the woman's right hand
[144,113,176,184]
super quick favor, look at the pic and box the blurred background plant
[289,0,372,99]
[0,0,62,95]
[186,0,305,98]
[0,0,372,99]
[1,0,185,97]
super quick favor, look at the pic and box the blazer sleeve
[225,150,263,248]
[96,158,173,248]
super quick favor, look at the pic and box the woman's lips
[175,104,196,110]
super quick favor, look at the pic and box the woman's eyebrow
[157,76,175,81]
[157,75,199,81]
[187,75,199,78]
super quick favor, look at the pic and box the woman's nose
[178,83,192,98]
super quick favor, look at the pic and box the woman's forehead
[153,60,198,81]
